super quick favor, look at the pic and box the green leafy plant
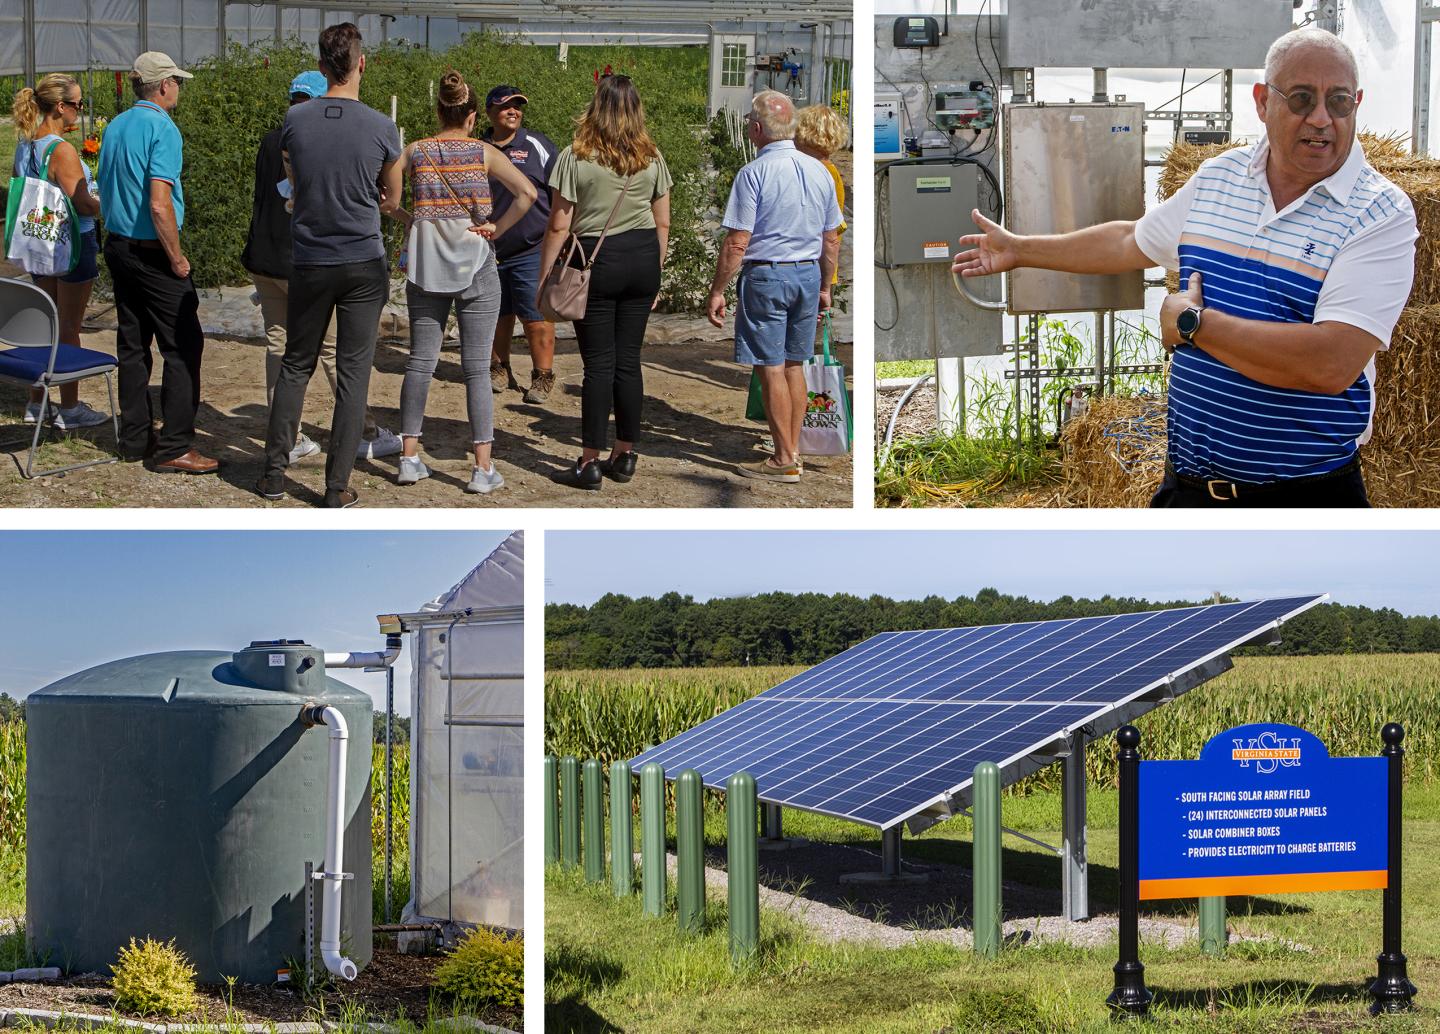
[110,937,198,1017]
[433,927,524,1010]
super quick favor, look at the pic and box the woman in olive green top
[539,74,671,491]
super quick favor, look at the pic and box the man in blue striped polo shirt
[954,28,1417,507]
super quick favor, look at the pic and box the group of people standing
[10,22,847,505]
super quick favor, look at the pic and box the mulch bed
[0,945,520,1030]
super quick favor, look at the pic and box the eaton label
[1138,724,1386,900]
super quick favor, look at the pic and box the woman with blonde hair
[795,104,848,282]
[539,73,671,490]
[10,74,108,429]
[393,69,536,495]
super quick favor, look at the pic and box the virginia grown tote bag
[4,141,79,278]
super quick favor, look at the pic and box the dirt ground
[0,944,521,1029]
[0,270,853,509]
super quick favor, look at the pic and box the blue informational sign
[1138,724,1387,900]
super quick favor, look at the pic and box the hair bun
[439,70,468,105]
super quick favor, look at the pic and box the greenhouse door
[709,33,756,117]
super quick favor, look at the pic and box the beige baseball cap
[132,52,194,84]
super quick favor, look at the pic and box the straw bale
[1058,396,1166,508]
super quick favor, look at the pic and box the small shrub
[110,937,198,1017]
[433,927,523,1011]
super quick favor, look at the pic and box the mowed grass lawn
[546,783,1440,1033]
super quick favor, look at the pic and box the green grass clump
[433,927,524,1011]
[110,937,198,1017]
[876,432,1060,506]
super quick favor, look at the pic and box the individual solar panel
[631,596,1326,830]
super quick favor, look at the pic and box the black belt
[107,233,162,249]
[744,259,818,266]
[1166,458,1361,501]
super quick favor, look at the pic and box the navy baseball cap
[486,85,528,108]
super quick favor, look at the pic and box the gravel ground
[658,842,1305,953]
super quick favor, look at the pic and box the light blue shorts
[734,260,820,367]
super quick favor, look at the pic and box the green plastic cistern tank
[26,640,373,983]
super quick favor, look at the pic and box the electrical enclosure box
[1004,102,1145,314]
[1001,0,1292,69]
[893,15,940,49]
[885,163,982,266]
[874,92,904,161]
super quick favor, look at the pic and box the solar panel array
[631,596,1325,829]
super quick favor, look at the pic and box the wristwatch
[1176,305,1204,345]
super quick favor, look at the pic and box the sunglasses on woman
[62,97,87,111]
[1263,82,1357,119]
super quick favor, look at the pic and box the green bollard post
[583,759,605,884]
[640,762,666,917]
[727,772,759,963]
[544,754,559,865]
[560,756,580,869]
[610,760,634,896]
[1199,897,1226,956]
[676,768,705,935]
[972,760,1002,958]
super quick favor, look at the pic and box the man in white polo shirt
[953,28,1417,507]
[707,90,842,483]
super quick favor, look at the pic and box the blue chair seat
[0,344,118,381]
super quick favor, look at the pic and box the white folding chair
[0,276,119,478]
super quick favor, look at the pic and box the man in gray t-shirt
[256,21,402,509]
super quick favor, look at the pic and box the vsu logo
[1230,729,1302,774]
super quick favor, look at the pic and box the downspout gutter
[324,633,402,669]
[302,703,358,981]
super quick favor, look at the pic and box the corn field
[545,655,1440,795]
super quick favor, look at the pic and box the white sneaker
[466,464,505,494]
[357,426,403,460]
[23,401,45,424]
[288,433,321,465]
[52,401,110,430]
[397,455,431,485]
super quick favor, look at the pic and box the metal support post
[543,755,559,864]
[384,665,394,922]
[1418,1,1440,155]
[1199,897,1226,956]
[640,763,666,917]
[610,761,634,897]
[1107,726,1152,1017]
[763,802,783,841]
[881,825,902,877]
[1062,730,1089,921]
[560,756,580,868]
[583,759,605,884]
[972,761,1002,958]
[1092,67,1107,103]
[727,773,759,963]
[1370,723,1416,1014]
[22,0,36,85]
[1094,313,1106,397]
[304,860,315,979]
[676,769,705,935]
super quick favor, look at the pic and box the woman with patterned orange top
[393,69,536,495]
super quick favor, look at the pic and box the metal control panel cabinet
[885,163,983,266]
[1004,102,1145,314]
[1002,0,1292,70]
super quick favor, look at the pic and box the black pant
[1150,461,1370,508]
[571,228,661,451]
[263,258,387,493]
[104,235,204,462]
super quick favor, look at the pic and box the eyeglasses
[1263,82,1357,119]
[62,97,86,111]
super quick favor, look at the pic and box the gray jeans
[401,254,501,445]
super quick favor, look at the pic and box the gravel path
[659,844,1306,953]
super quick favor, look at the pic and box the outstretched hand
[952,209,1019,278]
[1160,272,1205,353]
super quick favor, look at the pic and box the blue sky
[546,531,1440,616]
[3,531,514,712]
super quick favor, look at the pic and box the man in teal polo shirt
[98,51,216,474]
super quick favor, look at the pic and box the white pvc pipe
[316,705,358,981]
[324,646,399,669]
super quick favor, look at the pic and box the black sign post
[1369,722,1416,1015]
[1107,725,1152,1018]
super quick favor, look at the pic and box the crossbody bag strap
[577,171,635,269]
[419,140,482,227]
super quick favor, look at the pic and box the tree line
[545,590,1440,669]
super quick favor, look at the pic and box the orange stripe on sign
[1139,870,1387,900]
